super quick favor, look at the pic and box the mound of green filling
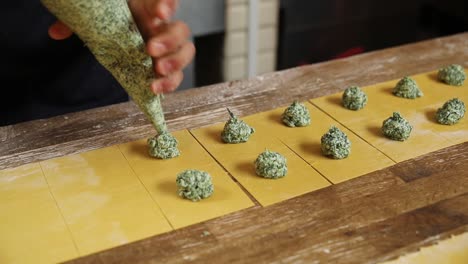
[176,170,214,202]
[254,150,287,179]
[147,132,180,159]
[438,64,466,86]
[321,126,351,159]
[436,98,466,125]
[342,86,368,110]
[282,101,311,127]
[221,109,255,143]
[393,77,423,99]
[382,112,412,141]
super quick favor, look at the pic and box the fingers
[129,0,190,93]
[147,21,190,57]
[144,0,179,20]
[48,21,73,40]
[151,71,184,94]
[167,0,179,12]
[156,42,195,76]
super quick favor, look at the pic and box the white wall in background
[224,0,279,81]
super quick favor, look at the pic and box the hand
[48,0,195,94]
[129,0,195,94]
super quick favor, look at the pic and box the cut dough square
[0,163,78,264]
[118,130,254,229]
[191,122,331,206]
[409,71,468,145]
[40,146,172,256]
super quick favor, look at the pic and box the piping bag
[41,0,168,134]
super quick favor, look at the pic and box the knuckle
[174,71,184,83]
[179,71,184,80]
[170,73,183,91]
[174,20,190,37]
[171,61,181,71]
[186,42,196,54]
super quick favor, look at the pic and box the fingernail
[151,41,166,56]
[151,81,162,94]
[152,18,163,27]
[56,24,69,35]
[160,78,174,93]
[161,61,173,75]
[159,5,171,20]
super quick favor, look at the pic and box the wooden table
[2,33,467,264]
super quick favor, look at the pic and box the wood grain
[2,33,466,170]
[1,33,468,263]
[68,142,468,264]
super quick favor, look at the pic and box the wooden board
[2,69,466,262]
[380,232,468,264]
[69,142,468,264]
[1,33,467,263]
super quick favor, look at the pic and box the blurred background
[177,0,467,90]
[2,0,467,125]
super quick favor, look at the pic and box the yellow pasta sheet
[40,146,172,256]
[0,163,77,264]
[411,71,468,145]
[118,130,254,229]
[249,102,395,183]
[312,71,468,162]
[191,120,331,206]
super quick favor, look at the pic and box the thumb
[48,20,73,40]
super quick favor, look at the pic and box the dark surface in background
[3,1,466,126]
[195,33,224,87]
[1,1,128,126]
[277,0,468,70]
